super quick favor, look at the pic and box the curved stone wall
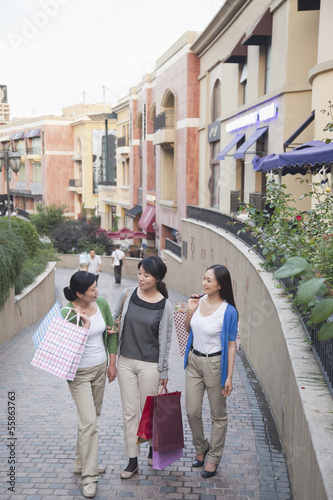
[0,262,56,347]
[163,218,333,500]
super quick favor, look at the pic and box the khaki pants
[117,355,160,458]
[68,360,107,485]
[185,351,227,466]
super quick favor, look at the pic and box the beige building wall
[69,105,117,219]
[309,0,333,140]
[192,0,320,215]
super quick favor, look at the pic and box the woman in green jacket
[62,271,117,499]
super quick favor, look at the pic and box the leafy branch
[274,257,333,340]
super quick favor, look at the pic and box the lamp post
[0,142,21,228]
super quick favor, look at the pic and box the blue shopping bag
[32,302,62,349]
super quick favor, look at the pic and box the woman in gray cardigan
[113,256,174,479]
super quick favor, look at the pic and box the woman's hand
[222,377,233,397]
[160,378,168,389]
[184,297,200,331]
[107,364,117,383]
[187,297,201,315]
[74,306,90,329]
[107,325,117,336]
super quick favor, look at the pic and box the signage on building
[226,102,278,133]
[208,121,221,143]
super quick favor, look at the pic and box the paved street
[0,267,292,500]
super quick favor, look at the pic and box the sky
[0,0,224,119]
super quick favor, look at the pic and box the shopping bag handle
[158,386,168,396]
[61,306,81,326]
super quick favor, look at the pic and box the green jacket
[61,296,117,356]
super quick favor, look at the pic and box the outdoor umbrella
[252,141,333,176]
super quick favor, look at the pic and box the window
[32,162,42,183]
[209,141,220,208]
[212,80,221,121]
[265,39,272,94]
[240,63,247,105]
[122,158,129,186]
[17,164,25,182]
[143,104,146,140]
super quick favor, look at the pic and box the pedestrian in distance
[184,264,238,478]
[87,248,102,282]
[112,256,175,479]
[62,271,117,498]
[111,244,127,285]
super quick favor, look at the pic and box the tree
[30,203,68,237]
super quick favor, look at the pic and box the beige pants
[117,355,160,458]
[185,351,227,466]
[68,360,107,485]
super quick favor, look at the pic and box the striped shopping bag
[31,311,89,381]
[32,302,62,349]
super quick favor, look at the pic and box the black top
[120,288,166,363]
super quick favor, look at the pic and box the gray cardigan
[113,287,174,379]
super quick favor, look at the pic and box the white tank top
[191,298,228,355]
[78,305,107,369]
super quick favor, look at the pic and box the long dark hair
[138,256,168,298]
[63,271,97,302]
[207,264,238,315]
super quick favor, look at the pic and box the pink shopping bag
[31,310,89,381]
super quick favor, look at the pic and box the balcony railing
[249,192,266,210]
[230,190,243,213]
[99,181,117,186]
[187,205,263,258]
[153,110,174,132]
[117,136,129,147]
[165,238,181,258]
[27,147,41,155]
[69,179,82,187]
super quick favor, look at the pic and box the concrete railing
[0,262,57,347]
[163,218,333,500]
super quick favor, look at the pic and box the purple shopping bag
[152,447,183,471]
[153,389,184,452]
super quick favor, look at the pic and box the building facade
[191,0,320,215]
[128,31,201,250]
[0,85,10,125]
[98,96,131,231]
[63,103,117,220]
[0,116,74,214]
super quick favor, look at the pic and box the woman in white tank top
[184,265,238,479]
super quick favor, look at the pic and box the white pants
[117,355,160,458]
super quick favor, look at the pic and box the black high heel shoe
[192,446,209,467]
[202,465,217,478]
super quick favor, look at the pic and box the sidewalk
[0,267,292,500]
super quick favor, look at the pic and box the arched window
[212,79,221,122]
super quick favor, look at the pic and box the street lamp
[0,142,21,228]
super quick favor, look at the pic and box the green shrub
[0,227,26,310]
[0,217,39,257]
[30,203,68,236]
[14,243,59,295]
[50,219,114,255]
